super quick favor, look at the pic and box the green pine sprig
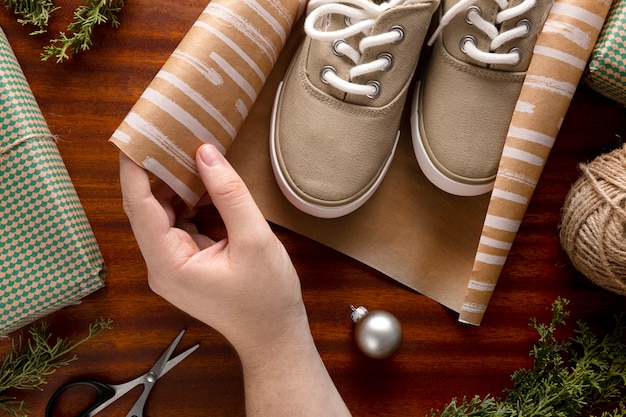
[0,318,113,416]
[41,0,124,63]
[0,395,26,417]
[3,0,60,35]
[3,0,124,62]
[430,298,626,417]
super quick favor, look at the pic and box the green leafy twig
[0,395,26,417]
[41,0,124,63]
[0,318,113,416]
[3,0,59,35]
[3,0,124,62]
[430,297,626,417]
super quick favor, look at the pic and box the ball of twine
[560,144,626,295]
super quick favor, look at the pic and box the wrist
[236,314,352,417]
[236,313,317,371]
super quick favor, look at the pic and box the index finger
[195,144,271,245]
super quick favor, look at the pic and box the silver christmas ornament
[350,305,402,359]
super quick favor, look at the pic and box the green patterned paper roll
[587,0,626,106]
[0,28,105,336]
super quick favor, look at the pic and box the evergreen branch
[3,0,60,34]
[0,395,26,417]
[41,0,124,63]
[0,318,113,416]
[429,298,626,417]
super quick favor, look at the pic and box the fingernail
[198,144,224,167]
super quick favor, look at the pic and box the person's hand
[119,144,310,356]
[121,144,352,416]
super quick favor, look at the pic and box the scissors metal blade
[161,343,200,376]
[151,329,186,377]
[89,331,199,417]
[125,330,199,417]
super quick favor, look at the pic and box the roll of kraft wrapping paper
[110,0,307,207]
[459,0,613,326]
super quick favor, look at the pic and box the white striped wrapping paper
[110,0,307,206]
[459,0,613,325]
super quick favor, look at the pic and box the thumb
[196,144,269,242]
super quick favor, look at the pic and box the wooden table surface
[1,1,626,416]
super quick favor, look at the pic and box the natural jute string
[560,144,626,295]
[0,134,58,163]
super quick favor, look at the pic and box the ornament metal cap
[350,305,369,322]
[349,305,402,359]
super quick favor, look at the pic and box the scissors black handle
[45,379,115,417]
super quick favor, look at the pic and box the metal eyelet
[344,16,352,26]
[366,80,381,99]
[516,18,532,37]
[332,39,347,57]
[389,25,405,43]
[509,47,522,65]
[377,53,394,71]
[464,6,482,24]
[320,66,336,83]
[460,35,476,54]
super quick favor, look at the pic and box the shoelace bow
[428,0,538,66]
[305,0,424,98]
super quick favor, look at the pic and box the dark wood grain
[1,2,626,416]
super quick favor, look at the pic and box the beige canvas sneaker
[271,0,440,218]
[411,0,554,196]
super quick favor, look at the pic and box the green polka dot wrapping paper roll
[0,28,106,336]
[586,0,626,106]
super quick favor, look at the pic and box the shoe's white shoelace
[304,0,422,97]
[428,0,538,66]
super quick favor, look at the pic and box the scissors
[45,330,199,417]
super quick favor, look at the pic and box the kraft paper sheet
[112,0,610,326]
[0,28,106,335]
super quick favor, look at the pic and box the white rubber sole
[270,81,399,219]
[410,80,494,197]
